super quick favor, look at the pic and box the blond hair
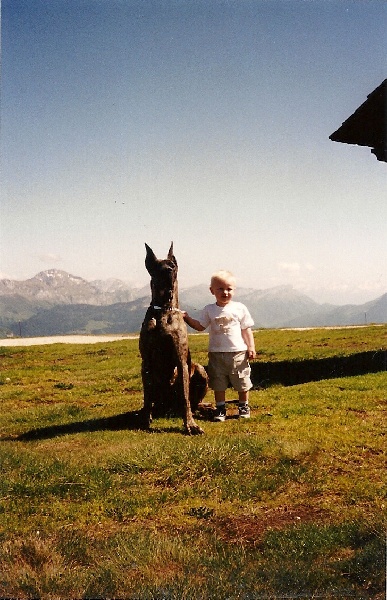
[210,270,236,288]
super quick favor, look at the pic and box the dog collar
[152,305,182,312]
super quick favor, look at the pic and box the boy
[183,270,256,421]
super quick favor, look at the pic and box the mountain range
[0,269,386,337]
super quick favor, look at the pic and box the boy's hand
[247,349,256,360]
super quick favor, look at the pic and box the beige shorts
[208,351,252,392]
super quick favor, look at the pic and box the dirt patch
[215,505,329,546]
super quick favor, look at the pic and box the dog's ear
[145,244,158,274]
[167,242,177,266]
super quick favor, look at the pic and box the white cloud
[277,262,301,274]
[38,253,62,264]
[304,263,316,272]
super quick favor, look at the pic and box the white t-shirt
[198,301,254,352]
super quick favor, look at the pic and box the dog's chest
[144,311,183,336]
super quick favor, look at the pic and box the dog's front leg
[178,362,204,435]
[140,362,153,430]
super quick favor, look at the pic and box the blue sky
[1,0,386,304]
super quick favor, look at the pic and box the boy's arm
[242,327,256,359]
[182,311,206,332]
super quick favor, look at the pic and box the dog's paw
[185,422,205,435]
[138,409,152,430]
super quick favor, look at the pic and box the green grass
[0,326,386,599]
[189,324,387,364]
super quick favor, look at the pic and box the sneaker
[213,405,227,422]
[238,404,250,419]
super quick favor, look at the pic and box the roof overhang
[329,79,386,162]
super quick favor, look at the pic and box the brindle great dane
[139,243,206,435]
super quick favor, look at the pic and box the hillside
[7,299,149,337]
[283,293,387,328]
[0,294,52,326]
[0,270,386,337]
[237,285,333,328]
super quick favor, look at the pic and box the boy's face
[210,278,235,306]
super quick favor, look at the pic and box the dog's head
[145,243,178,307]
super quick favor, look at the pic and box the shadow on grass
[252,349,387,388]
[10,410,185,442]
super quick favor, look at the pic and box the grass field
[0,326,386,599]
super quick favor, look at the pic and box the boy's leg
[238,391,251,418]
[238,391,248,404]
[227,352,252,419]
[208,353,228,422]
[214,390,227,422]
[215,391,226,404]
